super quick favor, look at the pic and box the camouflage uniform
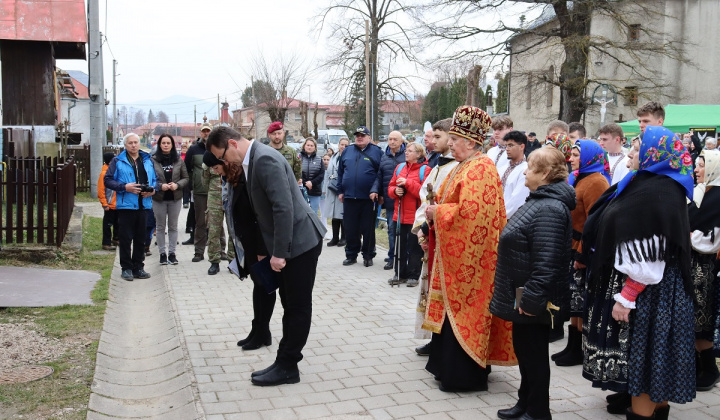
[273,143,302,180]
[206,171,235,263]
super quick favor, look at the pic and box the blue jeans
[308,195,321,217]
[386,207,396,260]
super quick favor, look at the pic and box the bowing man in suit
[206,127,326,386]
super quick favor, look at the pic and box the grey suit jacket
[247,141,326,259]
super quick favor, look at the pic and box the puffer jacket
[184,139,208,195]
[376,143,405,210]
[300,150,325,196]
[490,181,576,325]
[336,143,383,199]
[387,162,430,225]
[98,164,116,209]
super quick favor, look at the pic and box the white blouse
[690,228,720,254]
[613,235,666,309]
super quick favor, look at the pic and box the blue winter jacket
[376,143,406,210]
[104,150,156,210]
[336,142,383,199]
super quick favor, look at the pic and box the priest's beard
[224,161,244,186]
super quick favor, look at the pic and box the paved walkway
[94,206,720,419]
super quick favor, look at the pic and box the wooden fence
[0,157,76,247]
[65,145,90,192]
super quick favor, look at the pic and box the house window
[623,86,638,106]
[628,24,641,42]
[295,113,302,121]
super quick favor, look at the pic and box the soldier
[267,121,301,180]
[204,153,236,275]
[185,121,212,261]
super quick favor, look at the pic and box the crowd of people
[98,100,719,419]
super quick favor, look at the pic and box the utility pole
[88,0,105,198]
[194,105,197,139]
[364,20,370,132]
[112,59,117,145]
[252,76,259,140]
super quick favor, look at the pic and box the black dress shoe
[182,237,194,245]
[363,258,373,267]
[242,332,272,350]
[327,238,339,246]
[498,404,526,419]
[208,263,220,275]
[383,261,393,270]
[337,239,346,246]
[342,258,357,266]
[251,365,300,386]
[251,363,277,378]
[237,331,256,347]
[415,342,431,356]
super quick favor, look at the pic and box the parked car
[316,129,349,153]
[377,141,388,152]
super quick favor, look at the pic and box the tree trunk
[299,101,309,138]
[558,43,588,122]
[312,103,319,140]
[466,65,482,107]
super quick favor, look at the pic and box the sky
[56,0,533,123]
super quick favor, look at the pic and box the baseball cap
[354,126,371,136]
[200,123,212,131]
[528,132,537,137]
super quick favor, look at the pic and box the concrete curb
[87,255,203,419]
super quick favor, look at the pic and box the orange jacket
[98,164,117,209]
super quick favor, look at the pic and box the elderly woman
[300,137,325,217]
[387,142,431,287]
[688,149,720,391]
[553,140,610,367]
[323,138,349,246]
[490,146,575,420]
[582,126,696,420]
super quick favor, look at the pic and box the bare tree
[248,52,309,123]
[314,0,420,127]
[415,0,688,122]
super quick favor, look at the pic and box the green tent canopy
[618,104,720,137]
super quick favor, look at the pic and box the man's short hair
[636,101,665,120]
[568,122,586,138]
[598,123,624,139]
[123,133,139,144]
[432,118,452,133]
[503,130,527,146]
[491,115,514,130]
[207,126,243,151]
[546,120,569,136]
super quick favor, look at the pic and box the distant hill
[113,95,222,124]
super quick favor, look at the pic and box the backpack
[395,162,428,183]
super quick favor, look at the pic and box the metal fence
[0,157,76,247]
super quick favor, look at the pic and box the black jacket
[300,150,325,196]
[376,143,406,210]
[490,181,576,324]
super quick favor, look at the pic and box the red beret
[267,121,284,134]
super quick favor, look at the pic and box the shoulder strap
[395,162,406,177]
[418,165,428,183]
[358,147,380,171]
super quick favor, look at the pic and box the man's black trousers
[342,198,376,260]
[117,209,147,271]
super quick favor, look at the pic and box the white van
[316,129,349,153]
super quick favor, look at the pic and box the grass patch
[0,215,113,419]
[73,191,95,203]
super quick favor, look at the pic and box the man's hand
[125,183,141,194]
[258,255,266,261]
[140,189,155,198]
[425,204,437,223]
[270,256,286,272]
[369,193,378,202]
[305,181,313,190]
[338,193,344,203]
[378,196,384,205]
[612,302,631,323]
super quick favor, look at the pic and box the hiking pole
[391,191,403,287]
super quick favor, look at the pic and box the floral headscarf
[568,140,611,185]
[611,126,694,201]
[545,133,572,161]
[693,149,720,207]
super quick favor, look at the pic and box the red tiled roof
[321,105,346,114]
[70,76,89,99]
[0,0,87,43]
[326,116,344,127]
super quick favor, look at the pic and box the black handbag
[328,176,340,193]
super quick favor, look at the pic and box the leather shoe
[363,258,373,267]
[327,238,339,246]
[342,258,357,266]
[498,404,526,419]
[192,254,204,262]
[133,269,151,279]
[182,237,194,245]
[415,342,431,356]
[208,263,220,275]
[251,363,277,378]
[121,269,134,281]
[337,239,346,246]
[384,257,391,262]
[251,365,300,386]
[383,261,393,270]
[242,332,272,350]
